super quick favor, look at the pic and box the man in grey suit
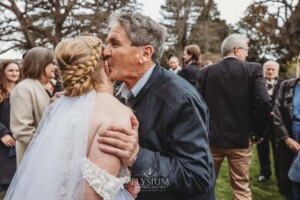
[197,34,270,200]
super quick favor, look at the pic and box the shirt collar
[169,66,181,73]
[223,55,238,59]
[116,64,156,99]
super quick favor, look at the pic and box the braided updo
[55,36,104,96]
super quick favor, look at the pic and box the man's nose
[103,45,111,58]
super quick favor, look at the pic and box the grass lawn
[0,144,285,200]
[216,144,285,200]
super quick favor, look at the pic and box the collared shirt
[223,56,238,59]
[169,66,182,74]
[116,64,155,100]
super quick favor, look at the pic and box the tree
[160,0,230,65]
[160,0,202,57]
[0,0,140,55]
[237,0,300,66]
[187,0,229,55]
[237,4,280,63]
[283,1,300,57]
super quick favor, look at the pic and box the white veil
[6,90,95,199]
[5,90,133,200]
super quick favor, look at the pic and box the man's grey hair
[221,34,249,57]
[108,10,166,63]
[263,60,280,69]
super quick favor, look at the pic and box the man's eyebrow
[106,35,118,43]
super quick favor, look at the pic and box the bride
[5,35,138,200]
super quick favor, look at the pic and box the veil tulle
[5,90,132,200]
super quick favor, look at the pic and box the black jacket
[273,78,300,198]
[197,57,270,148]
[178,63,200,87]
[0,98,17,184]
[274,78,300,142]
[127,65,215,200]
[265,78,282,135]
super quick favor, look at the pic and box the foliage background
[0,0,299,77]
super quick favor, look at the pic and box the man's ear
[139,45,154,63]
[234,47,242,58]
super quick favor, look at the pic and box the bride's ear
[139,45,154,64]
[104,60,110,75]
[99,66,114,93]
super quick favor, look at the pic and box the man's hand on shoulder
[98,116,140,167]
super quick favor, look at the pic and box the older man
[99,10,215,200]
[197,34,270,200]
[168,56,182,74]
[257,60,282,182]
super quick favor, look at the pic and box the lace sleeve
[81,158,131,200]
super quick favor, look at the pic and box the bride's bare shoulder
[95,92,132,112]
[87,92,133,148]
[92,92,133,125]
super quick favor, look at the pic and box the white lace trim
[81,158,131,200]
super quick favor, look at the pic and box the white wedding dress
[5,90,133,200]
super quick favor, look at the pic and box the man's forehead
[265,65,277,69]
[106,26,125,41]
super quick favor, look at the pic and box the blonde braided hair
[55,36,104,96]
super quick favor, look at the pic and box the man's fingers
[105,116,139,136]
[98,137,128,150]
[99,144,130,159]
[101,130,130,139]
[103,128,133,136]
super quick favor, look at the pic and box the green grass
[216,145,285,200]
[0,144,285,200]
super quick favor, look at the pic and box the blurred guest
[273,60,300,199]
[0,60,22,194]
[10,47,59,165]
[257,60,282,182]
[178,44,201,87]
[197,34,270,200]
[168,56,182,74]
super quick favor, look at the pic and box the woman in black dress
[0,60,22,194]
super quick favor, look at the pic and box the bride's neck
[95,83,113,95]
[95,75,114,95]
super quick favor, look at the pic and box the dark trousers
[257,131,279,179]
[292,181,300,200]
